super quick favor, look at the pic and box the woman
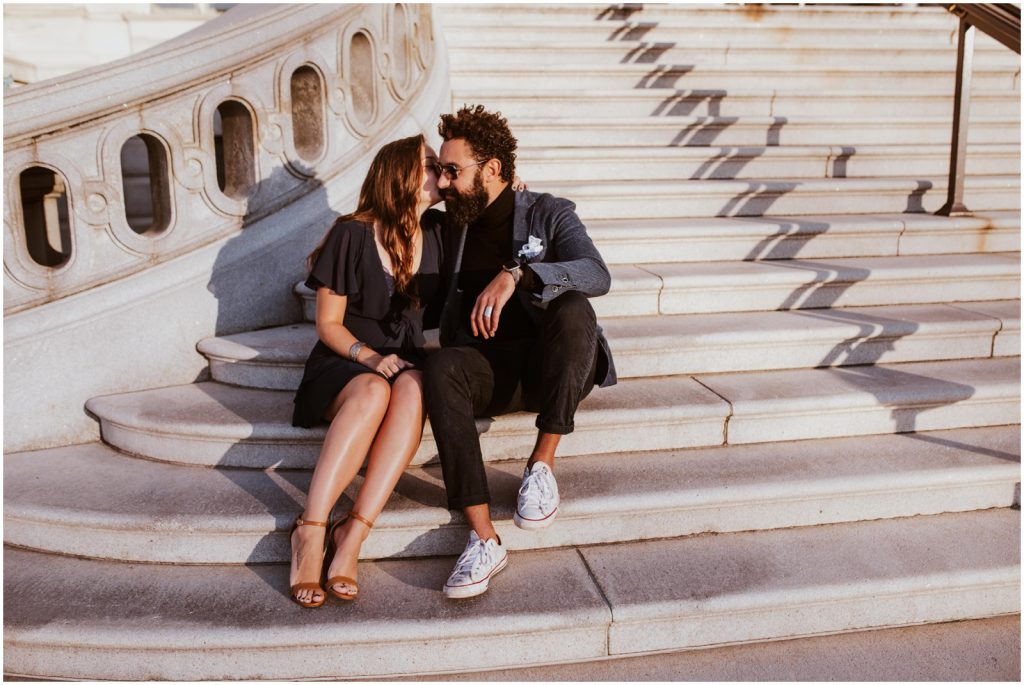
[288,133,445,607]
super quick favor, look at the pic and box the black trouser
[424,291,599,510]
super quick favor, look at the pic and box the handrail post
[937,12,975,216]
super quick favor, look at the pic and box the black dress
[291,211,445,427]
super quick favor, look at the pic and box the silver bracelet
[348,341,366,362]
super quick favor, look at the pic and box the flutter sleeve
[305,221,363,297]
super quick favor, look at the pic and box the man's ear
[484,158,502,182]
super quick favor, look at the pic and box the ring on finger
[483,305,494,317]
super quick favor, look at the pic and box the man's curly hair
[438,104,517,183]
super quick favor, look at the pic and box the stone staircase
[4,4,1020,680]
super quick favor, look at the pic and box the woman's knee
[348,373,392,408]
[388,371,425,410]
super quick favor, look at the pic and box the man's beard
[442,170,489,226]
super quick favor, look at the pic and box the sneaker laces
[451,538,493,581]
[519,466,554,507]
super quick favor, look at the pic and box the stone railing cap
[3,3,358,144]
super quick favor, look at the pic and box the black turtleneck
[458,184,537,342]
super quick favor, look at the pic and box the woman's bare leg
[290,374,391,605]
[327,370,426,596]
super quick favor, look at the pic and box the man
[424,105,617,599]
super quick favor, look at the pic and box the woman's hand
[361,352,414,379]
[511,175,528,191]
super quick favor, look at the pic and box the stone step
[448,43,1022,68]
[469,88,1020,121]
[288,216,1019,286]
[440,17,1012,50]
[297,252,1019,321]
[508,115,1019,148]
[584,212,1021,264]
[4,508,1018,680]
[955,300,1023,356]
[83,373,729,469]
[4,426,1018,564]
[450,64,1019,92]
[536,176,1021,220]
[624,252,1020,317]
[437,3,981,30]
[403,615,1021,681]
[201,301,1018,390]
[605,301,1020,378]
[83,356,1019,469]
[515,144,1021,180]
[704,357,1021,445]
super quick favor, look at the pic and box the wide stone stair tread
[950,300,1022,355]
[536,176,1021,218]
[443,22,1013,50]
[510,116,1018,148]
[439,3,1000,30]
[4,508,1018,680]
[400,616,1021,681]
[585,212,1022,262]
[84,374,729,469]
[700,357,1020,445]
[448,46,1021,69]
[4,426,1018,565]
[84,357,1019,469]
[200,301,1018,389]
[296,253,1021,321]
[446,43,1014,72]
[516,144,1021,179]
[450,64,1019,92]
[639,252,1020,316]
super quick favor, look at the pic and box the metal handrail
[950,3,1020,53]
[937,3,1021,216]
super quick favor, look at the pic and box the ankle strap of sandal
[347,511,374,529]
[295,516,328,528]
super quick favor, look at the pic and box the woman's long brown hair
[307,133,425,306]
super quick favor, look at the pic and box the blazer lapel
[511,189,534,258]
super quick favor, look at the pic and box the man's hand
[470,271,516,339]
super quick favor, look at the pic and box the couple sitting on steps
[288,105,617,607]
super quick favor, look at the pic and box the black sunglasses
[433,160,485,180]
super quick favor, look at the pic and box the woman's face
[421,144,442,207]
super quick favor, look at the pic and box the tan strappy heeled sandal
[326,511,374,601]
[289,516,328,608]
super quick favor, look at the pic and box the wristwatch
[502,259,523,286]
[348,341,366,362]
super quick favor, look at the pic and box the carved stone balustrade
[3,3,450,451]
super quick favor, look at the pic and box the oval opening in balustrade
[391,4,411,89]
[120,134,172,235]
[214,100,256,200]
[349,31,376,126]
[290,66,325,161]
[19,166,72,268]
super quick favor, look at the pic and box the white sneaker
[513,461,560,530]
[443,531,509,599]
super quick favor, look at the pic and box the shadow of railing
[607,22,658,42]
[653,89,727,116]
[668,116,737,147]
[636,64,694,88]
[622,42,675,63]
[745,226,982,444]
[717,180,798,217]
[597,4,644,22]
